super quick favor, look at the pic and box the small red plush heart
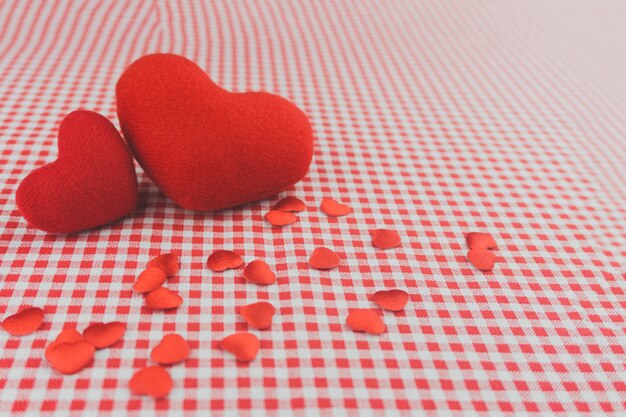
[206,250,244,272]
[308,247,341,270]
[346,309,386,335]
[467,249,496,271]
[133,267,167,293]
[45,329,95,375]
[16,110,138,234]
[243,260,276,285]
[372,289,409,311]
[221,332,260,362]
[1,307,44,336]
[320,198,352,217]
[145,288,183,310]
[151,333,190,365]
[147,253,180,276]
[129,366,173,398]
[240,302,276,330]
[83,321,126,349]
[466,232,497,250]
[116,54,313,211]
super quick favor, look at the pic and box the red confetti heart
[206,250,243,272]
[147,253,180,276]
[308,247,340,270]
[240,302,276,330]
[467,249,496,271]
[320,198,352,217]
[45,330,95,375]
[243,260,276,285]
[1,307,44,336]
[265,210,298,226]
[221,332,260,362]
[145,288,183,310]
[83,321,126,349]
[346,309,386,335]
[151,333,190,365]
[466,232,497,250]
[45,328,84,361]
[133,267,167,293]
[371,229,401,249]
[273,196,306,212]
[129,366,173,398]
[372,289,409,311]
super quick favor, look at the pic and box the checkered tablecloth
[0,1,624,416]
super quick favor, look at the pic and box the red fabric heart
[82,321,126,349]
[129,366,173,398]
[133,267,167,293]
[466,232,497,250]
[147,253,180,276]
[16,110,138,234]
[45,329,95,375]
[320,198,352,217]
[273,196,306,212]
[467,249,496,271]
[151,333,190,365]
[346,309,386,335]
[44,328,84,361]
[371,229,402,249]
[145,288,183,310]
[206,250,244,272]
[240,302,276,330]
[372,289,409,311]
[116,54,313,211]
[264,210,298,226]
[243,260,276,285]
[1,307,44,336]
[308,247,341,270]
[221,333,260,362]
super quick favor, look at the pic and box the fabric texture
[0,1,624,416]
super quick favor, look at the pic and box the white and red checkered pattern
[0,1,624,416]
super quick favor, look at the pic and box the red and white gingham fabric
[0,1,624,416]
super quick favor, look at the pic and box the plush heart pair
[16,54,313,233]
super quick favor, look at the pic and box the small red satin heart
[129,366,173,398]
[466,232,497,250]
[45,329,95,375]
[206,250,243,272]
[116,54,313,211]
[221,332,260,362]
[133,267,167,293]
[16,110,138,234]
[467,249,496,271]
[147,253,180,276]
[273,196,306,212]
[1,307,44,336]
[243,260,276,285]
[145,288,183,310]
[320,198,352,217]
[308,247,340,270]
[372,289,409,311]
[371,229,401,249]
[265,210,298,226]
[240,302,276,330]
[151,333,190,365]
[346,309,386,335]
[83,321,126,349]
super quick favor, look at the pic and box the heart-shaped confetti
[151,333,190,365]
[129,366,173,398]
[82,321,126,349]
[265,210,298,226]
[346,309,386,335]
[320,198,352,217]
[273,196,306,212]
[45,328,84,360]
[1,307,44,336]
[206,250,243,272]
[466,232,497,250]
[371,229,401,249]
[372,289,409,311]
[467,249,496,271]
[46,336,95,375]
[147,253,180,276]
[145,287,183,310]
[308,247,341,270]
[243,260,276,285]
[133,267,167,293]
[222,333,260,362]
[240,302,276,330]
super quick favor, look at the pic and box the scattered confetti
[45,328,84,361]
[129,366,173,398]
[371,229,401,249]
[466,232,497,250]
[346,309,386,335]
[240,302,276,330]
[45,329,95,375]
[83,321,126,349]
[147,253,180,276]
[243,260,276,285]
[133,267,167,293]
[151,334,190,365]
[273,196,306,212]
[207,250,244,272]
[467,249,496,271]
[222,332,260,362]
[308,247,341,270]
[320,198,352,217]
[372,289,409,311]
[1,307,44,336]
[265,210,298,226]
[145,287,183,310]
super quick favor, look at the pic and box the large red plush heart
[116,54,313,211]
[16,110,138,233]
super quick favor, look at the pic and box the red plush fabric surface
[116,54,313,211]
[15,111,138,233]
